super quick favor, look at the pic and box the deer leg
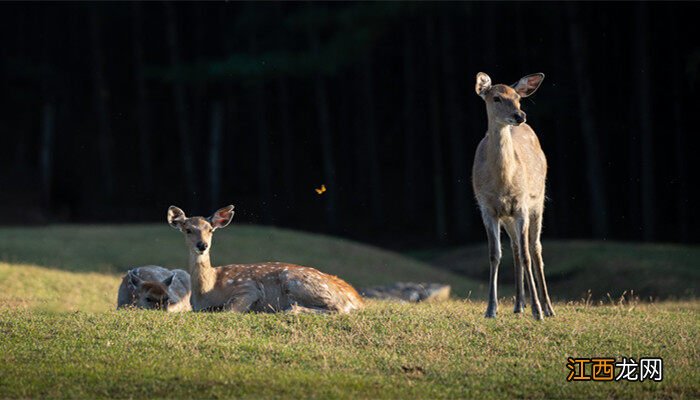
[482,211,501,318]
[530,211,555,317]
[223,283,261,313]
[286,304,333,314]
[504,222,525,314]
[515,214,543,320]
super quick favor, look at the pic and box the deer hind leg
[504,221,525,314]
[222,282,262,313]
[283,275,338,312]
[481,211,502,318]
[515,213,543,320]
[530,211,555,317]
[286,304,333,314]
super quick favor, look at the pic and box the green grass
[412,240,699,301]
[0,225,698,398]
[0,301,697,399]
[0,224,479,297]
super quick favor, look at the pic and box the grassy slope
[0,224,479,298]
[0,301,698,399]
[0,226,698,398]
[413,240,699,301]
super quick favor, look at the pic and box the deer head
[128,272,177,310]
[475,72,544,126]
[167,205,235,255]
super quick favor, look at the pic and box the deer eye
[185,229,192,234]
[493,96,502,103]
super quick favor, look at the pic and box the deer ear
[210,205,235,230]
[167,206,186,229]
[162,274,175,287]
[129,271,143,288]
[475,72,492,97]
[512,73,545,98]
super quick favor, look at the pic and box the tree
[249,34,274,224]
[426,17,447,241]
[209,102,223,210]
[361,50,383,224]
[401,21,418,218]
[164,1,197,207]
[131,1,153,191]
[307,16,338,231]
[634,2,654,241]
[440,12,471,240]
[669,9,689,242]
[566,3,610,237]
[89,5,114,198]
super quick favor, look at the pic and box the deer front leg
[482,212,502,318]
[515,214,543,320]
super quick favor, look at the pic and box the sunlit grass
[0,300,697,399]
[0,225,697,398]
[0,224,480,296]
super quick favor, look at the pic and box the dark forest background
[0,2,697,247]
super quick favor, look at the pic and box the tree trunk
[164,1,197,207]
[89,6,114,198]
[192,4,206,171]
[40,103,55,211]
[426,17,447,242]
[249,35,273,224]
[131,2,153,190]
[440,13,471,240]
[669,10,688,242]
[274,3,295,214]
[566,3,609,237]
[402,22,418,218]
[209,102,223,210]
[276,76,295,213]
[307,21,338,231]
[634,3,654,241]
[361,51,383,224]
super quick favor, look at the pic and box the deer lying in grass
[472,72,555,320]
[167,205,364,313]
[117,266,192,312]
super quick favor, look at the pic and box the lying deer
[167,205,363,313]
[117,266,192,312]
[472,72,555,320]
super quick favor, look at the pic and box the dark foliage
[0,2,697,245]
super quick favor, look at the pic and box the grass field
[0,225,698,399]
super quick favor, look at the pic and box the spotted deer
[472,72,555,320]
[116,266,192,312]
[166,205,364,313]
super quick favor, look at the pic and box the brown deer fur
[472,72,555,320]
[167,205,364,313]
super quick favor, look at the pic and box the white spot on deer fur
[227,279,234,284]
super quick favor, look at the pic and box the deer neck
[189,251,217,296]
[486,119,517,184]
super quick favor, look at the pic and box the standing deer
[166,205,364,313]
[472,72,555,320]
